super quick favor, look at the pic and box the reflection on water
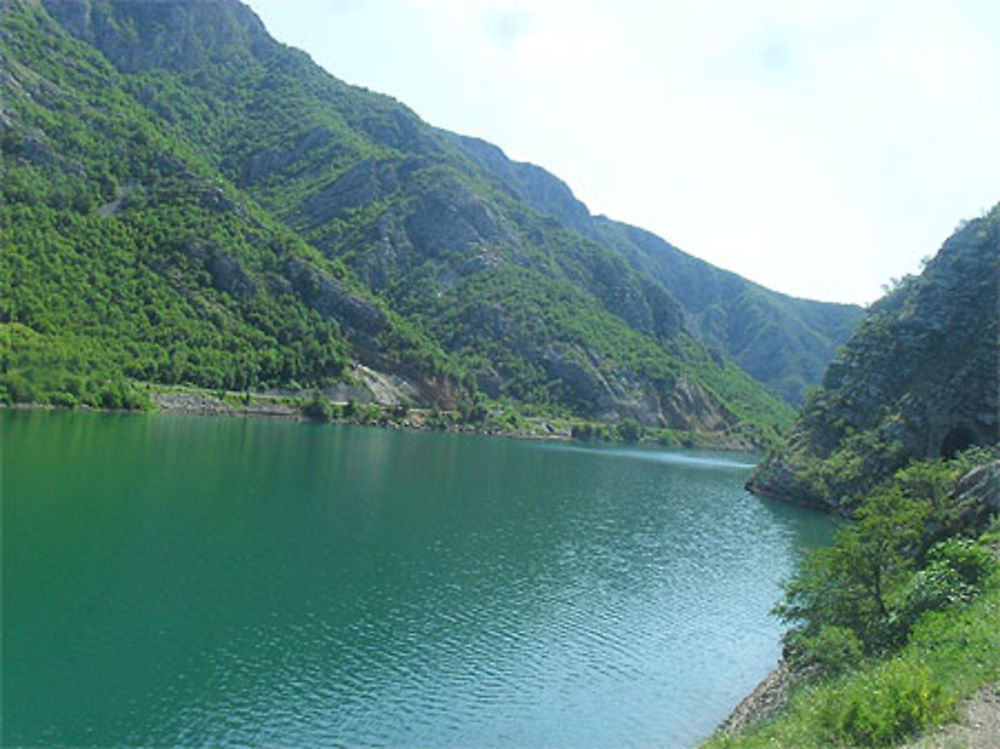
[542,441,759,469]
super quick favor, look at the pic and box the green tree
[618,417,642,443]
[776,485,929,653]
[301,390,331,421]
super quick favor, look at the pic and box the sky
[245,0,1000,305]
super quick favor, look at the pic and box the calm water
[2,410,834,748]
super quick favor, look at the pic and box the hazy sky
[245,0,999,305]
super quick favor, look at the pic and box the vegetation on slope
[2,0,801,441]
[0,0,459,409]
[705,450,1000,748]
[447,133,865,406]
[719,207,999,746]
[747,207,1000,507]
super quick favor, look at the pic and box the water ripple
[3,411,836,749]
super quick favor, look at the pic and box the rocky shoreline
[148,390,577,442]
[713,669,1000,748]
[715,661,805,738]
[151,391,299,419]
[5,393,586,444]
[6,389,772,451]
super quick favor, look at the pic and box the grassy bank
[705,453,1000,749]
[706,576,999,748]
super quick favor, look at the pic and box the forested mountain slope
[1,0,457,409]
[447,133,863,405]
[3,0,861,439]
[747,206,1000,509]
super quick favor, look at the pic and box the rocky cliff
[747,207,1000,510]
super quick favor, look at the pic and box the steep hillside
[0,0,456,407]
[592,219,862,405]
[0,0,788,437]
[2,0,863,440]
[747,206,1000,509]
[446,133,864,405]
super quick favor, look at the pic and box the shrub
[460,400,488,423]
[896,564,972,635]
[814,660,954,747]
[788,624,863,674]
[775,485,928,652]
[301,390,331,421]
[49,390,79,408]
[928,537,999,587]
[898,538,999,627]
[618,417,642,443]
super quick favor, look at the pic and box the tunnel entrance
[941,425,977,460]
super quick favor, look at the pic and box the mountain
[747,206,1000,509]
[2,0,861,441]
[1,0,460,411]
[446,133,863,405]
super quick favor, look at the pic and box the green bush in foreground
[705,452,999,749]
[776,451,997,657]
[811,659,953,747]
[705,580,999,748]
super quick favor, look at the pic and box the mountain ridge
[441,125,863,405]
[39,0,858,407]
[3,0,864,441]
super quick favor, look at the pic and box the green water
[2,410,835,747]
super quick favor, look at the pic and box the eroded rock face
[403,178,514,260]
[747,208,1000,510]
[283,258,388,345]
[952,460,1000,528]
[41,0,269,73]
[662,379,736,432]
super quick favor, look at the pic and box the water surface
[2,410,834,747]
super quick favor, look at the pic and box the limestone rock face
[41,0,269,73]
[949,460,1000,534]
[747,207,1000,510]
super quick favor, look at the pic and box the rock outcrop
[747,207,1000,510]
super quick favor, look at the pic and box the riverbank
[713,672,1000,749]
[703,485,1000,749]
[2,382,768,451]
[715,662,808,737]
[154,388,580,442]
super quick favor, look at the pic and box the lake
[1,409,835,748]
